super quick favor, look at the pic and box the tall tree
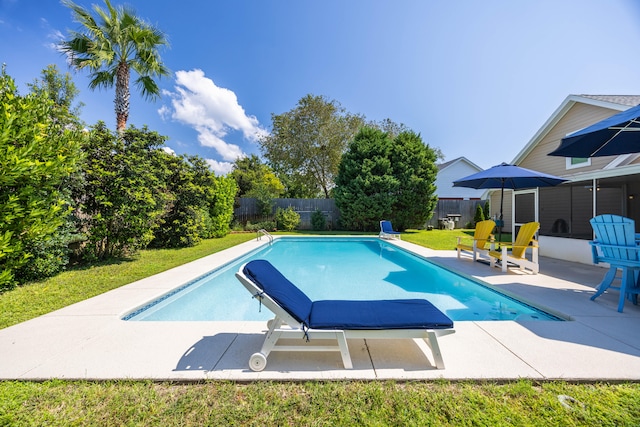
[260,94,364,198]
[334,127,438,231]
[389,131,438,230]
[229,155,284,198]
[60,0,169,132]
[334,127,397,231]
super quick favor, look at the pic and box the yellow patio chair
[456,219,496,261]
[489,221,540,274]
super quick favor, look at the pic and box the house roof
[511,95,640,166]
[578,95,640,107]
[437,156,483,172]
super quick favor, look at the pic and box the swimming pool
[124,237,561,321]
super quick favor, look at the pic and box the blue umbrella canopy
[452,163,568,190]
[549,103,640,157]
[453,163,568,245]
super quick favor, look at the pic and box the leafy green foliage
[151,154,209,248]
[275,207,300,231]
[230,154,283,198]
[75,123,170,259]
[389,131,438,230]
[334,128,398,231]
[60,0,170,132]
[260,94,364,198]
[208,175,237,238]
[27,64,84,125]
[0,69,82,290]
[484,200,490,221]
[245,220,277,232]
[335,128,439,231]
[231,155,282,221]
[311,209,327,231]
[474,204,485,224]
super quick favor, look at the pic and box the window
[566,157,591,169]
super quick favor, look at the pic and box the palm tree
[60,0,170,132]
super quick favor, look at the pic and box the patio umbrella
[549,103,640,157]
[453,163,568,244]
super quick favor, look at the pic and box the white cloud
[206,159,234,175]
[162,69,268,161]
[162,146,176,155]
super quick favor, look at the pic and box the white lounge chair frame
[489,241,539,274]
[236,264,455,372]
[379,220,402,240]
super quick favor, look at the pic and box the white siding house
[436,157,488,200]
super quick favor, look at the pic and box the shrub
[0,68,82,290]
[245,221,277,232]
[484,200,490,221]
[311,209,327,231]
[474,204,485,225]
[276,207,300,231]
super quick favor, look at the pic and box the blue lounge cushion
[243,260,453,330]
[310,299,453,330]
[243,259,313,324]
[381,220,400,234]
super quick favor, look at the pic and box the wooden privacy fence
[426,199,486,229]
[234,198,340,230]
[235,197,485,230]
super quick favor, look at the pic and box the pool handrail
[257,229,273,244]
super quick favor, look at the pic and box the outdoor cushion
[309,299,453,330]
[243,259,313,324]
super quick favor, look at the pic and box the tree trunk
[115,62,130,133]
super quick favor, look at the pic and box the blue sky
[3,0,640,174]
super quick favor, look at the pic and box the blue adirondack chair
[589,214,640,312]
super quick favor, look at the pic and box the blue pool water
[124,238,561,322]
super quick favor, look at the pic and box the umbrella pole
[498,184,504,249]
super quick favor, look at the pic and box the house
[493,95,640,264]
[430,157,489,229]
[436,157,489,200]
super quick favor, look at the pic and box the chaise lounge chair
[589,214,640,312]
[235,260,455,372]
[456,219,496,261]
[488,221,540,274]
[379,220,401,240]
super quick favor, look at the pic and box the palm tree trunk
[115,62,130,133]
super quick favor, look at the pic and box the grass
[1,380,640,425]
[1,229,637,426]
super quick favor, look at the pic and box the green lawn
[1,379,639,425]
[0,230,637,426]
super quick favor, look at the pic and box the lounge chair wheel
[249,352,267,372]
[266,319,274,330]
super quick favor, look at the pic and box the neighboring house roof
[436,156,489,199]
[578,95,640,107]
[512,95,640,173]
[437,156,484,172]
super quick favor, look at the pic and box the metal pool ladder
[257,229,273,244]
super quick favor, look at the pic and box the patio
[1,238,640,381]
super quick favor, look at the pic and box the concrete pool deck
[2,236,640,382]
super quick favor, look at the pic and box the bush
[311,210,327,231]
[483,200,490,220]
[245,221,277,232]
[276,207,300,231]
[474,204,485,225]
